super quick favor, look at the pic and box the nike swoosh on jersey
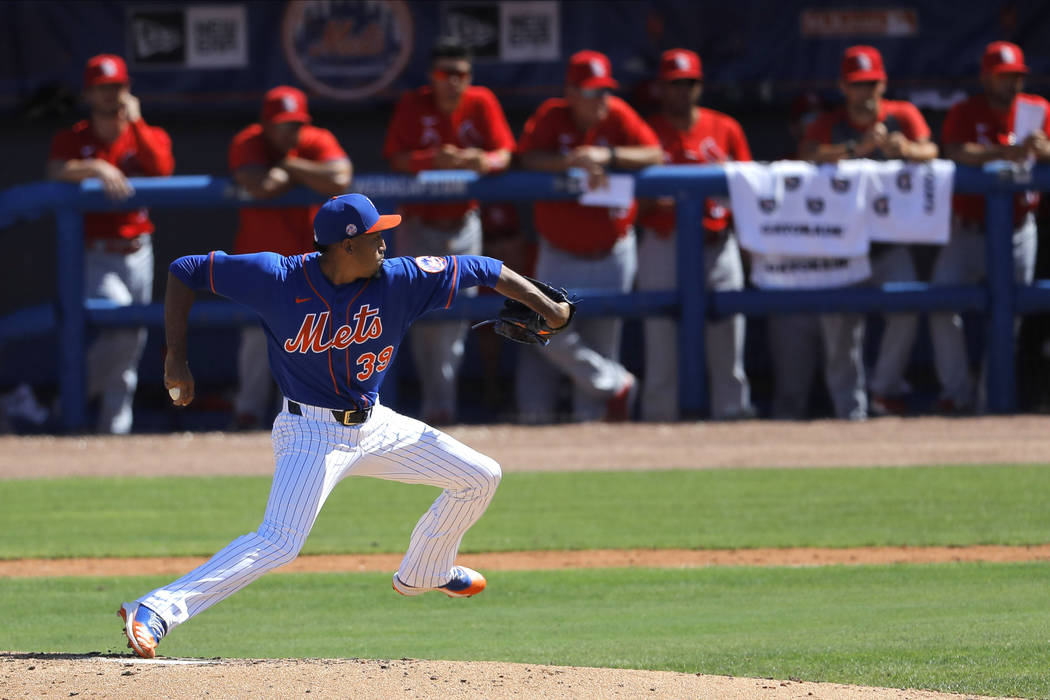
[295,297,312,304]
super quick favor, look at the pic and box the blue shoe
[118,602,167,659]
[392,566,487,598]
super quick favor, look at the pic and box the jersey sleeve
[170,251,284,311]
[480,90,516,151]
[618,103,660,146]
[517,101,558,154]
[940,102,970,145]
[895,102,932,141]
[129,120,175,175]
[727,117,752,161]
[228,130,268,172]
[393,255,501,322]
[298,127,349,162]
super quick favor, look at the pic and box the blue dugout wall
[2,163,1050,431]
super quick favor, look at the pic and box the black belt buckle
[333,407,371,425]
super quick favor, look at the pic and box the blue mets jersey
[170,252,503,409]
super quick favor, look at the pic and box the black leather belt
[287,400,372,426]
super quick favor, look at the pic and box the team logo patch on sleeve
[414,256,448,273]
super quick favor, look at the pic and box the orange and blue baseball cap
[83,54,129,88]
[313,194,401,245]
[841,45,886,83]
[659,49,703,81]
[262,86,312,124]
[981,41,1028,75]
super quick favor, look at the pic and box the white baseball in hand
[169,387,181,401]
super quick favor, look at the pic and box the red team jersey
[49,119,174,241]
[229,124,347,256]
[517,96,660,255]
[941,92,1050,226]
[383,85,515,223]
[638,108,752,237]
[804,99,931,146]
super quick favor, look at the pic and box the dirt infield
[2,415,1048,479]
[0,653,1018,700]
[2,417,1046,698]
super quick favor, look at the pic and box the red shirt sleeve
[228,128,269,172]
[297,127,348,162]
[727,117,752,161]
[894,102,931,141]
[615,100,660,146]
[129,120,175,176]
[479,90,516,151]
[518,101,561,154]
[940,101,970,145]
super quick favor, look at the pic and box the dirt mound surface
[0,653,1015,700]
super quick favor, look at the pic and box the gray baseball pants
[84,236,152,434]
[515,233,636,423]
[929,213,1037,410]
[636,229,751,421]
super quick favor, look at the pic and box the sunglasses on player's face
[578,87,612,99]
[668,79,701,88]
[433,66,472,81]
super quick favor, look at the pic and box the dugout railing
[1,163,1049,431]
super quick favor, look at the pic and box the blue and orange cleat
[118,602,168,659]
[392,566,487,598]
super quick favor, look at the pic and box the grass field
[3,464,1050,698]
[3,465,1050,557]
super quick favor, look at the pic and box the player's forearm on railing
[608,145,663,170]
[280,157,352,195]
[46,158,106,182]
[519,151,575,172]
[234,167,295,200]
[164,272,195,362]
[944,142,1021,166]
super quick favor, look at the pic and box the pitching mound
[1,653,1013,699]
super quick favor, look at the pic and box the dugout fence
[1,163,1049,431]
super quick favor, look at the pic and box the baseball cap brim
[265,111,312,125]
[86,76,130,87]
[661,69,702,81]
[844,69,886,83]
[986,63,1029,75]
[366,214,402,234]
[576,76,619,89]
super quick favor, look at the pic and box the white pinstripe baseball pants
[137,402,501,631]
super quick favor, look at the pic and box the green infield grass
[2,465,1049,558]
[1,563,1047,698]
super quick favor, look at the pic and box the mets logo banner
[282,0,414,101]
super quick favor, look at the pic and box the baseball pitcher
[118,194,573,658]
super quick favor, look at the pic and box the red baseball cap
[83,54,129,88]
[841,45,886,83]
[262,86,312,125]
[567,50,619,89]
[659,49,703,81]
[981,41,1029,75]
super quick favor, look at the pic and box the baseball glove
[473,277,577,346]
